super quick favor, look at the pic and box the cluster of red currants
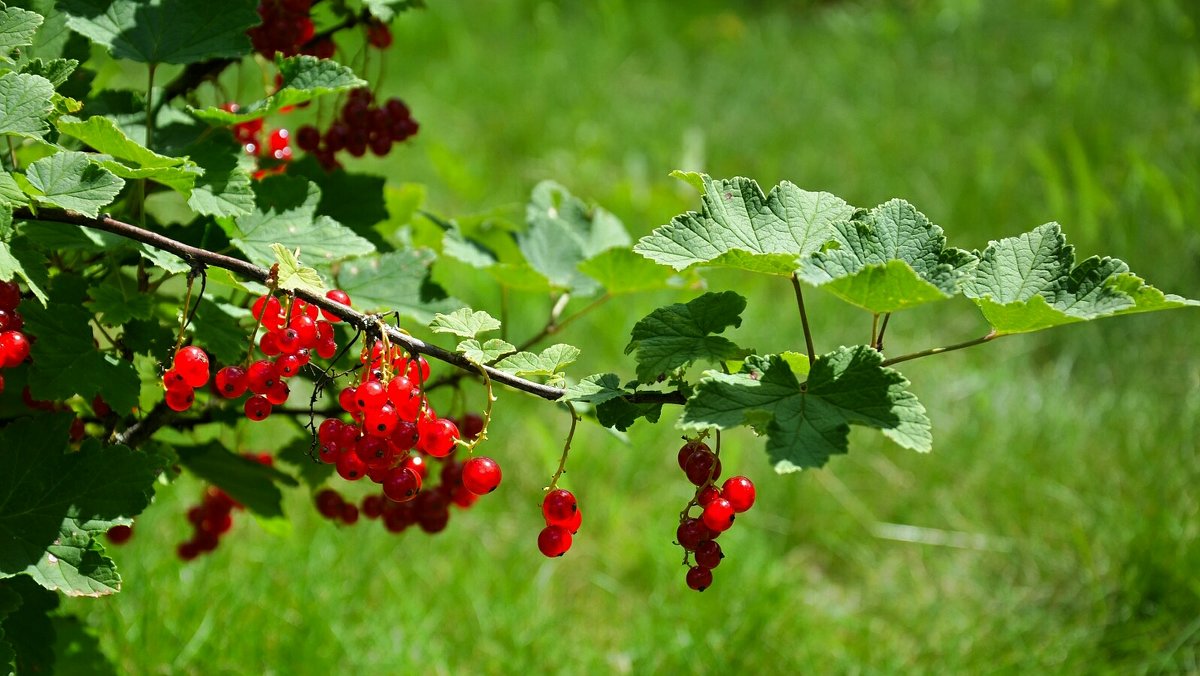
[178,485,241,561]
[161,345,211,412]
[247,0,333,59]
[0,280,31,393]
[295,88,419,171]
[674,439,756,592]
[222,104,295,180]
[538,488,582,557]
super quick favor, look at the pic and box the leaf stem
[875,312,892,351]
[870,313,879,349]
[880,330,1000,367]
[790,273,816,366]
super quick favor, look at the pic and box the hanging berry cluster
[674,438,756,592]
[247,0,321,58]
[221,103,295,180]
[296,88,419,171]
[0,280,30,394]
[538,488,581,557]
[176,453,274,561]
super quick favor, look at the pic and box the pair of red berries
[162,345,211,412]
[0,280,31,394]
[538,489,582,557]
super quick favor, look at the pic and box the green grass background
[68,0,1200,673]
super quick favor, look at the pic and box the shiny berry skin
[696,485,721,507]
[265,380,290,406]
[318,418,343,447]
[684,449,722,486]
[322,289,350,322]
[678,440,709,471]
[355,380,387,411]
[338,386,359,413]
[276,327,302,354]
[686,566,713,592]
[694,540,724,569]
[405,356,431,384]
[537,525,573,557]
[173,346,210,387]
[461,456,502,495]
[275,354,301,377]
[252,295,284,331]
[164,385,195,412]
[383,466,422,502]
[259,332,281,356]
[401,453,427,479]
[721,476,756,512]
[244,394,272,421]
[246,360,279,394]
[214,365,248,398]
[162,368,187,389]
[701,497,736,533]
[290,315,318,346]
[0,331,30,367]
[0,281,19,310]
[542,489,578,525]
[335,448,367,481]
[106,524,133,545]
[676,517,714,551]
[364,403,399,437]
[417,417,459,458]
[0,309,21,332]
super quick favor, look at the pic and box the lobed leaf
[18,58,78,87]
[430,308,501,339]
[624,291,748,384]
[577,247,679,295]
[681,347,932,472]
[0,3,44,53]
[456,338,516,365]
[61,0,257,65]
[634,173,855,274]
[23,151,125,217]
[335,249,459,323]
[0,203,49,304]
[517,180,631,295]
[0,72,54,139]
[495,343,580,381]
[797,198,977,313]
[560,373,626,405]
[963,222,1200,334]
[270,243,325,295]
[21,300,139,412]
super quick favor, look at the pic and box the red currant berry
[338,386,359,413]
[542,489,578,525]
[173,346,210,387]
[678,440,710,471]
[289,314,318,346]
[538,525,573,557]
[340,502,359,524]
[696,485,721,507]
[694,540,724,569]
[417,417,459,458]
[335,447,367,481]
[462,456,502,495]
[721,476,756,513]
[676,518,714,551]
[244,394,272,421]
[0,308,21,332]
[701,497,735,533]
[318,418,343,447]
[252,295,284,331]
[259,331,282,356]
[275,354,301,377]
[106,524,133,545]
[164,384,195,412]
[401,453,427,479]
[265,379,290,406]
[246,360,279,394]
[322,289,350,322]
[404,356,431,384]
[0,331,30,367]
[355,380,387,411]
[684,449,722,486]
[315,489,344,518]
[383,466,422,502]
[686,565,713,592]
[214,365,248,398]
[0,280,20,311]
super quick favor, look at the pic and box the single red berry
[246,360,279,394]
[164,384,195,412]
[542,489,578,525]
[538,525,573,557]
[721,476,756,513]
[0,331,31,367]
[252,295,284,331]
[417,417,459,458]
[684,449,722,486]
[696,485,721,507]
[565,507,582,534]
[694,540,724,569]
[296,125,321,151]
[678,440,711,471]
[364,403,399,437]
[383,466,422,502]
[462,456,502,495]
[686,566,713,592]
[265,379,290,406]
[173,346,210,387]
[366,21,393,48]
[276,327,302,354]
[340,502,359,524]
[355,379,387,411]
[290,314,318,346]
[0,280,20,311]
[701,497,735,533]
[315,489,344,518]
[401,453,427,479]
[259,331,282,356]
[676,517,714,551]
[214,365,248,398]
[318,418,343,447]
[338,386,359,413]
[323,289,350,322]
[354,435,393,468]
[275,354,301,377]
[106,524,133,545]
[405,356,431,384]
[244,394,272,421]
[361,494,385,519]
[390,420,419,451]
[335,447,367,481]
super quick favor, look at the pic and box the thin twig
[875,312,892,352]
[546,402,580,491]
[790,272,816,366]
[880,331,1000,367]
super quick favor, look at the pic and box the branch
[13,207,686,411]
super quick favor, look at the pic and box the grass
[67,0,1200,672]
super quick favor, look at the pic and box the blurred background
[68,0,1200,672]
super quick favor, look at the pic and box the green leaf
[0,576,57,675]
[0,72,54,138]
[191,56,367,125]
[55,115,192,192]
[226,176,374,267]
[577,247,678,295]
[962,223,1200,335]
[18,58,78,87]
[0,582,17,674]
[270,243,325,295]
[634,174,856,274]
[517,180,630,295]
[495,343,580,381]
[0,419,160,595]
[185,137,254,218]
[62,0,257,65]
[596,397,662,431]
[0,4,44,53]
[429,308,501,339]
[23,151,125,217]
[456,338,515,364]
[85,279,153,325]
[624,291,747,384]
[681,347,932,472]
[0,171,26,204]
[335,249,459,323]
[21,301,139,412]
[0,204,49,305]
[276,439,332,490]
[190,299,249,367]
[797,199,977,313]
[560,373,625,404]
[52,615,118,676]
[363,0,423,22]
[176,443,298,519]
